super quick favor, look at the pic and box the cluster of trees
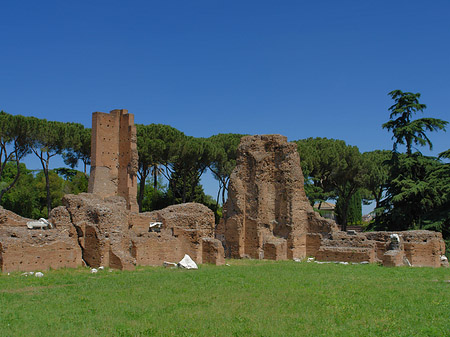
[296,90,449,245]
[0,111,244,220]
[135,126,244,222]
[0,112,90,216]
[1,90,448,246]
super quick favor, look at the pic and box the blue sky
[1,1,449,210]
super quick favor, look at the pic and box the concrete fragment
[178,254,198,269]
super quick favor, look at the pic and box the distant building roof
[313,201,335,211]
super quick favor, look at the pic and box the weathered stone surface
[217,134,336,260]
[52,193,135,270]
[88,109,139,212]
[216,133,446,267]
[315,230,445,267]
[0,206,82,273]
[47,195,224,270]
[202,237,225,265]
[130,203,222,266]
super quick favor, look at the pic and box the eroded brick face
[88,109,138,213]
[216,134,446,267]
[217,134,336,260]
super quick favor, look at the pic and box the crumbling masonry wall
[217,134,446,267]
[0,108,225,273]
[0,206,82,273]
[88,109,138,212]
[217,134,336,260]
[315,230,445,267]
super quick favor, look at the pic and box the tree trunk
[153,164,158,192]
[182,174,187,203]
[222,176,229,206]
[44,165,51,217]
[0,158,21,202]
[137,166,148,212]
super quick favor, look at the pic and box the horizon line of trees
[1,90,449,249]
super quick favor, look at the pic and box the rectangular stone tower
[88,109,139,212]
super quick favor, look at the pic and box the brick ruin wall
[88,109,139,212]
[218,134,447,267]
[217,134,336,261]
[0,206,82,272]
[0,194,224,273]
[0,124,446,271]
[0,109,224,273]
[315,230,445,267]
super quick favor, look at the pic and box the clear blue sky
[1,1,449,210]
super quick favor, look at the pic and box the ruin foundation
[217,134,446,267]
[0,195,224,273]
[0,109,224,273]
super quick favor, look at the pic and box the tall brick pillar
[88,109,139,212]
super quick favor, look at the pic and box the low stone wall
[0,207,82,273]
[0,196,225,273]
[314,230,445,267]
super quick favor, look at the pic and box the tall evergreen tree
[382,90,447,155]
[376,90,449,232]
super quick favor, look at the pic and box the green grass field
[1,260,449,337]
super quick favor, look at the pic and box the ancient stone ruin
[218,134,447,267]
[0,109,224,273]
[216,135,336,260]
[0,113,446,272]
[88,109,139,212]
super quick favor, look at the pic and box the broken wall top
[223,134,315,234]
[88,109,138,212]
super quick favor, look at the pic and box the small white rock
[91,268,98,273]
[35,272,44,278]
[98,266,105,270]
[21,272,34,276]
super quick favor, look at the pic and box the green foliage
[208,133,244,205]
[0,163,41,218]
[361,150,391,211]
[0,111,34,201]
[1,261,450,336]
[375,152,450,234]
[336,188,362,225]
[136,123,185,211]
[382,90,447,155]
[168,137,215,204]
[1,162,88,219]
[377,91,449,236]
[63,126,91,174]
[296,137,366,229]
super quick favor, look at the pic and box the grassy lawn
[1,260,449,336]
